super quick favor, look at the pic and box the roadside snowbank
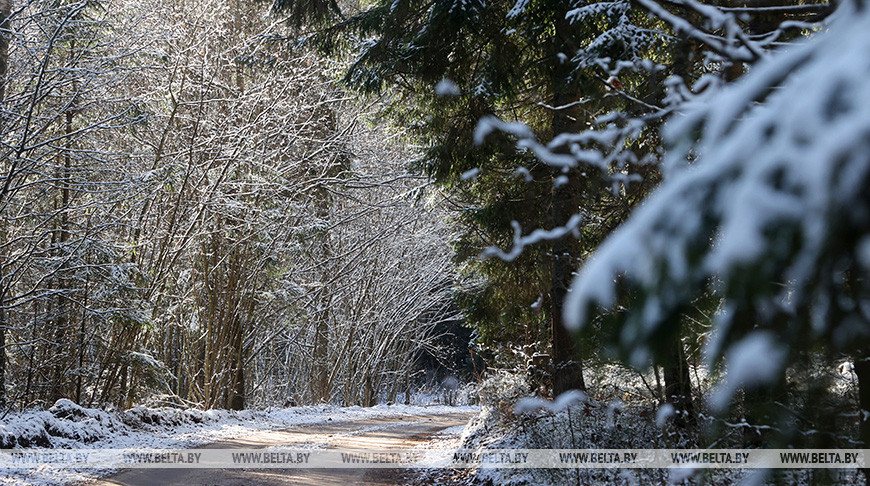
[431,371,860,485]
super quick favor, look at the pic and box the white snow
[435,424,466,437]
[480,215,583,262]
[514,390,588,415]
[474,115,535,146]
[514,166,533,182]
[655,403,675,427]
[507,0,531,18]
[709,333,786,413]
[460,167,480,180]
[434,78,461,97]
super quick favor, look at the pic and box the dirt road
[85,411,474,486]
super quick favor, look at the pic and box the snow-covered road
[0,402,478,486]
[84,411,474,485]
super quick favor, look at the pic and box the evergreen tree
[472,0,831,421]
[565,0,868,456]
[273,0,673,395]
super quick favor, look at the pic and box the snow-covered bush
[473,372,530,415]
[123,406,216,428]
[456,390,672,485]
[0,400,130,448]
[0,415,52,448]
[0,399,228,449]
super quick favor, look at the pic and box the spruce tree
[272,0,681,395]
[566,0,865,454]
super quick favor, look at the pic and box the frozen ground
[0,399,478,485]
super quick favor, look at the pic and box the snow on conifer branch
[565,1,869,403]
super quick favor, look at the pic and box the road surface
[84,411,474,486]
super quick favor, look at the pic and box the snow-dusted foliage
[457,383,669,486]
[568,0,667,69]
[445,368,861,485]
[565,1,870,407]
[514,389,587,415]
[474,372,530,411]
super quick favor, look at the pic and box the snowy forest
[1,0,869,484]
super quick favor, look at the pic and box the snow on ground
[437,400,861,486]
[410,370,862,486]
[0,399,478,486]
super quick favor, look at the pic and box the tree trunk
[854,355,870,486]
[549,1,585,396]
[310,186,332,403]
[119,364,128,409]
[75,279,88,405]
[0,0,9,105]
[311,289,330,402]
[0,289,6,409]
[0,0,9,410]
[662,334,694,427]
[229,317,245,410]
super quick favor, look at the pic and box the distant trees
[0,0,454,410]
[0,0,12,409]
[272,0,680,396]
[0,0,149,408]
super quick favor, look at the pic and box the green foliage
[272,0,342,30]
[273,0,680,370]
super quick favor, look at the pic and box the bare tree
[0,0,457,411]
